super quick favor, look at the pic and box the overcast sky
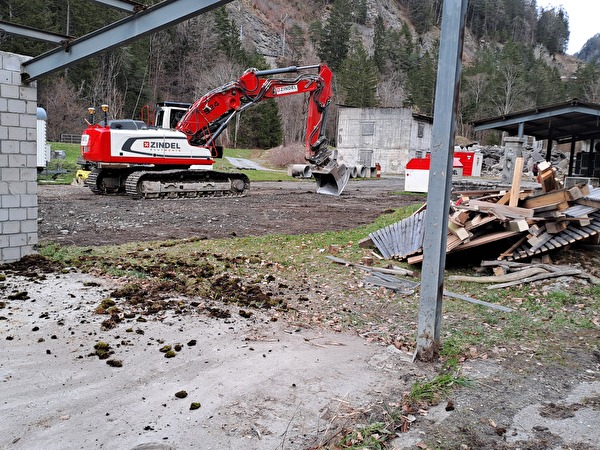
[536,0,599,54]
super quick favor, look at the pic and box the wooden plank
[448,221,470,241]
[407,253,424,265]
[450,210,470,224]
[498,235,528,260]
[467,200,534,218]
[528,231,553,251]
[446,234,462,252]
[567,186,583,201]
[449,231,521,252]
[568,227,590,239]
[562,229,583,242]
[327,255,415,276]
[464,214,497,231]
[506,219,529,232]
[522,189,570,209]
[539,164,557,193]
[443,290,513,312]
[553,235,570,246]
[575,197,600,208]
[545,221,568,234]
[369,231,390,259]
[496,192,511,205]
[509,157,524,207]
[528,224,545,236]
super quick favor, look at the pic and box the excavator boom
[177,64,349,196]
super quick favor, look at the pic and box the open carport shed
[473,99,600,178]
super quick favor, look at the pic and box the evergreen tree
[237,100,283,149]
[317,0,353,72]
[373,15,387,73]
[338,39,378,107]
[353,0,368,25]
[405,50,437,115]
[213,7,246,63]
[567,63,600,103]
[286,24,305,64]
[536,7,569,55]
[576,34,600,63]
[407,0,434,34]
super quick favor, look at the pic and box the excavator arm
[176,64,349,195]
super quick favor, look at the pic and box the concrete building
[335,107,433,175]
[0,51,38,263]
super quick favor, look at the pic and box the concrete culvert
[288,164,312,178]
[355,165,366,178]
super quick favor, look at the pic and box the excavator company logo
[142,141,181,150]
[274,85,298,95]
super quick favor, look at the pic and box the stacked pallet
[366,159,600,264]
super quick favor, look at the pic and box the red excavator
[80,64,349,199]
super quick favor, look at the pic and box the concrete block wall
[0,51,38,263]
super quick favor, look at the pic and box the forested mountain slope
[1,0,598,146]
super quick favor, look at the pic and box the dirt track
[38,178,423,246]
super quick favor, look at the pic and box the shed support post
[546,129,554,161]
[415,0,468,361]
[568,136,576,176]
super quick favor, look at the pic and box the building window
[417,123,424,138]
[361,122,375,136]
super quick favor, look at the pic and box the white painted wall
[336,107,433,175]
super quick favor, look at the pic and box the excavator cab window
[170,109,188,130]
[110,120,147,130]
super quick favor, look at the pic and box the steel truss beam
[0,20,72,44]
[22,0,232,82]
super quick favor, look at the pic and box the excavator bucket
[312,162,350,196]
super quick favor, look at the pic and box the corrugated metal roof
[472,99,600,144]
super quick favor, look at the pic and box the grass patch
[38,142,81,184]
[409,360,473,405]
[37,200,598,364]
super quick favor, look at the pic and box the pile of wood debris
[365,159,600,266]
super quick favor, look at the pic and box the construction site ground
[1,177,599,450]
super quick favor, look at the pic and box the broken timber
[366,177,600,264]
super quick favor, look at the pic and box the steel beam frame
[415,0,468,361]
[87,0,146,13]
[22,0,232,81]
[0,20,72,44]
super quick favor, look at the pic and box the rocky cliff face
[223,0,580,79]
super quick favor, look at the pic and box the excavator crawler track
[124,170,250,199]
[85,169,101,194]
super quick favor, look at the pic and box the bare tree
[277,94,307,145]
[377,72,405,107]
[86,51,126,119]
[39,77,86,140]
[492,64,528,115]
[193,60,244,97]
